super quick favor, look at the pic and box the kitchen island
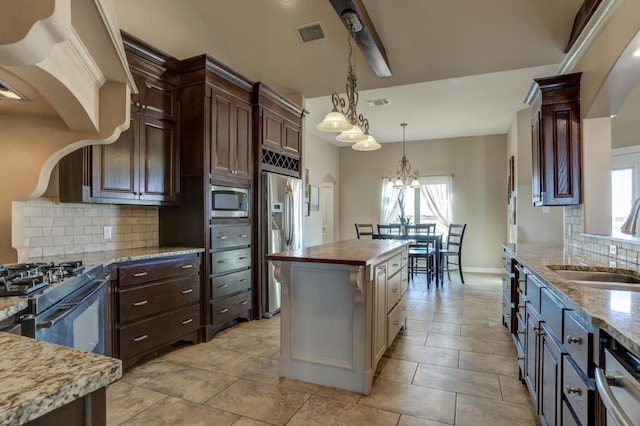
[0,332,122,425]
[266,239,409,395]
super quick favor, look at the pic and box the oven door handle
[595,367,637,426]
[34,273,111,330]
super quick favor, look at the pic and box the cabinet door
[135,72,178,122]
[373,264,387,364]
[524,302,541,410]
[540,325,563,426]
[233,99,252,179]
[531,110,543,206]
[262,110,284,151]
[541,101,581,205]
[92,115,139,201]
[211,90,233,177]
[284,120,301,154]
[139,115,177,202]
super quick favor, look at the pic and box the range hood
[0,0,136,262]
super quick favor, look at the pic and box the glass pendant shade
[352,135,381,151]
[393,178,405,188]
[336,125,367,142]
[316,109,353,132]
[410,178,421,188]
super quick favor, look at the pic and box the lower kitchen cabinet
[115,254,201,369]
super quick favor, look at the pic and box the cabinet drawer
[119,257,200,287]
[387,293,408,346]
[211,268,251,299]
[119,275,199,323]
[387,272,402,311]
[562,399,579,426]
[540,288,567,341]
[211,290,252,325]
[119,304,199,359]
[400,266,408,295]
[387,253,403,277]
[525,273,545,312]
[563,311,593,375]
[562,355,594,426]
[211,225,251,250]
[401,249,409,267]
[211,247,251,275]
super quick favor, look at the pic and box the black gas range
[0,260,85,297]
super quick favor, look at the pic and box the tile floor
[106,273,540,425]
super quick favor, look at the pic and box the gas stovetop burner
[0,260,85,296]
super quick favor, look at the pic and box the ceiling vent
[367,98,390,107]
[296,22,326,43]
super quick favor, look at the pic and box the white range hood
[0,0,136,262]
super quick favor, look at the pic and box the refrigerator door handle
[285,188,293,247]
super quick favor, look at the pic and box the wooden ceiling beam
[328,0,392,77]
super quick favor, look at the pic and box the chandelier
[389,123,420,188]
[315,10,381,151]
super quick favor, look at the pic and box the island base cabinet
[25,388,106,426]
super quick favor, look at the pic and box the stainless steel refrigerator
[263,172,303,317]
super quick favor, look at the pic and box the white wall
[339,134,508,271]
[302,131,339,248]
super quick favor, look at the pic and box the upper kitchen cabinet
[254,83,304,178]
[530,73,582,206]
[59,32,179,206]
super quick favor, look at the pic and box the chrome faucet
[620,197,640,234]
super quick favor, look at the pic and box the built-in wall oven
[0,261,110,355]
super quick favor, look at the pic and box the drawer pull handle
[393,320,400,325]
[239,278,248,283]
[133,300,148,306]
[239,300,248,305]
[218,284,229,288]
[378,265,386,270]
[132,272,148,277]
[219,308,230,313]
[181,289,193,294]
[239,234,248,238]
[181,264,194,269]
[566,386,581,394]
[518,331,525,335]
[392,263,399,267]
[517,288,522,293]
[181,318,194,325]
[133,335,148,342]
[239,256,249,260]
[515,312,520,318]
[217,260,226,264]
[517,356,524,361]
[218,236,229,240]
[566,335,582,345]
[391,288,399,293]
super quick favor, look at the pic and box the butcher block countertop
[503,243,640,357]
[0,333,122,425]
[266,239,409,266]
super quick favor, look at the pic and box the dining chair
[355,223,374,239]
[377,224,402,235]
[405,224,436,284]
[440,223,467,284]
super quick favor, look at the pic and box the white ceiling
[113,0,585,144]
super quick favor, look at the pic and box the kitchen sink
[550,267,640,291]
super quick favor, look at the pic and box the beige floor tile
[460,324,513,342]
[455,393,539,426]
[106,381,166,426]
[160,343,239,372]
[121,396,239,426]
[413,364,502,400]
[287,395,399,425]
[426,332,494,354]
[231,418,275,426]
[458,351,519,377]
[137,363,238,403]
[499,374,532,404]
[385,341,459,367]
[375,357,418,383]
[395,329,429,345]
[215,353,281,385]
[398,414,452,425]
[492,339,518,357]
[206,379,310,425]
[120,359,178,386]
[211,333,280,357]
[314,385,363,404]
[405,319,461,335]
[358,379,456,424]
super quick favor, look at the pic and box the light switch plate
[609,245,617,256]
[103,226,112,240]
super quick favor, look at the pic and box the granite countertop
[0,333,122,425]
[266,239,408,266]
[503,243,640,357]
[0,297,28,322]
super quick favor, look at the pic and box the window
[380,176,452,234]
[611,146,640,233]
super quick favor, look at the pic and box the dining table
[371,233,443,287]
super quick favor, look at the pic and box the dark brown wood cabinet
[59,33,179,206]
[115,254,201,369]
[530,73,582,206]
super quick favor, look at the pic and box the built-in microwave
[211,185,249,218]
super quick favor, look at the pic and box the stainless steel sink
[550,268,640,291]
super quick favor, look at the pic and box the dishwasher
[595,347,640,425]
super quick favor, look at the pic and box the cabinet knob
[566,386,581,394]
[566,335,582,345]
[141,104,146,109]
[135,102,141,107]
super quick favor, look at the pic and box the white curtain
[380,179,402,224]
[419,176,452,234]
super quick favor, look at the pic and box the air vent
[296,22,326,43]
[367,98,390,107]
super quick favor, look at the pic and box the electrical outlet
[609,245,617,256]
[103,226,112,240]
